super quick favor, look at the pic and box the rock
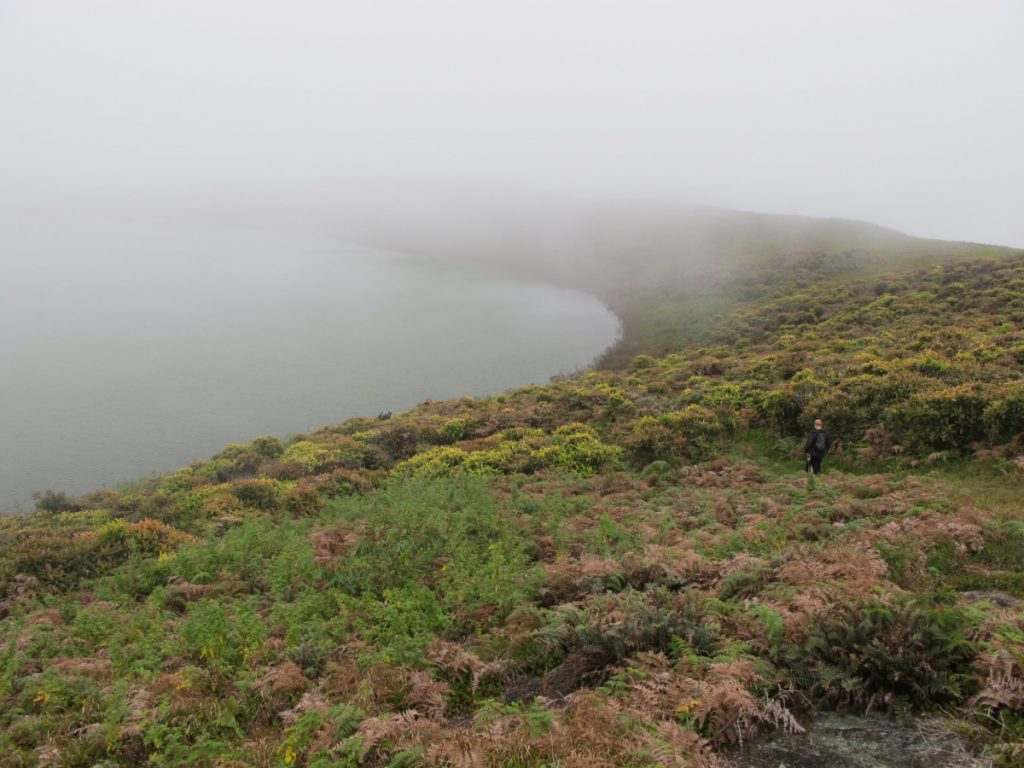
[960,591,1021,609]
[728,713,990,768]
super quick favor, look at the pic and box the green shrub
[620,405,728,465]
[748,603,785,656]
[667,406,727,458]
[0,513,189,594]
[807,371,922,441]
[394,425,618,478]
[760,389,803,433]
[231,479,284,510]
[534,587,719,664]
[372,425,425,462]
[682,380,758,416]
[160,464,206,496]
[886,385,988,451]
[629,354,658,370]
[905,353,956,379]
[983,382,1024,444]
[536,423,622,475]
[172,517,308,588]
[327,478,541,646]
[99,518,194,556]
[798,595,980,710]
[621,416,683,466]
[395,446,469,478]
[209,443,265,479]
[280,441,340,473]
[250,434,285,458]
[316,468,377,497]
[32,490,75,513]
[439,418,469,444]
[176,598,268,669]
[283,484,324,516]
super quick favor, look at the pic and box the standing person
[804,418,832,474]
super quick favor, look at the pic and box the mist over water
[0,217,619,513]
[3,1,1022,510]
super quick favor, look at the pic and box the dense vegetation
[3,213,1024,767]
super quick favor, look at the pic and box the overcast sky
[2,0,1022,246]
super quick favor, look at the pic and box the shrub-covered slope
[2,216,1024,767]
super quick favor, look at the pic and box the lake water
[0,216,619,513]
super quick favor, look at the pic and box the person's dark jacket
[804,428,832,458]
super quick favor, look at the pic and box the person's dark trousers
[807,455,823,474]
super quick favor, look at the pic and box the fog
[2,0,1023,247]
[3,1,1024,509]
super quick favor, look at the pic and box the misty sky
[2,0,1022,246]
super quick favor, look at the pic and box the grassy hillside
[331,196,1015,363]
[2,209,1024,767]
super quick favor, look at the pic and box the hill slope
[327,194,1016,362]
[2,206,1024,767]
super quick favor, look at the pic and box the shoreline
[1,232,619,514]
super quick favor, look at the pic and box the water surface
[0,217,619,512]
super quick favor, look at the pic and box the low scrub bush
[535,587,720,667]
[231,478,287,510]
[797,595,980,711]
[176,597,268,670]
[536,423,622,475]
[984,382,1024,444]
[886,385,988,452]
[326,478,542,655]
[394,424,619,478]
[621,405,727,466]
[438,417,469,444]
